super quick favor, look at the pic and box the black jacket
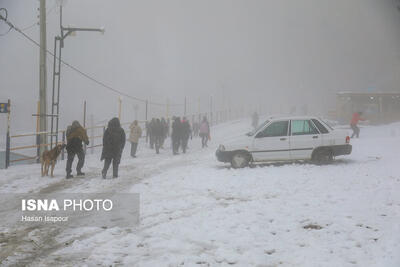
[171,118,182,140]
[151,120,164,137]
[101,118,126,161]
[181,120,191,139]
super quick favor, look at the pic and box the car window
[248,120,269,136]
[291,120,319,135]
[312,119,329,134]
[318,118,334,130]
[256,120,288,138]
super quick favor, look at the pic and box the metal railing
[3,121,146,169]
[3,108,247,169]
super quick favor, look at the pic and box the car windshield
[247,120,270,136]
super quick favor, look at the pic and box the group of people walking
[146,118,169,154]
[64,116,211,179]
[65,118,126,179]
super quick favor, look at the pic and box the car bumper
[332,144,352,156]
[216,149,233,163]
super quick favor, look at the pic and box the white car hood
[221,134,253,151]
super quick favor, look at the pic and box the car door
[289,119,322,160]
[252,120,290,161]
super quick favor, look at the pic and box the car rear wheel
[231,152,250,169]
[312,149,333,165]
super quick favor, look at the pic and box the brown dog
[41,144,66,177]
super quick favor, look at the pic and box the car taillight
[346,136,350,144]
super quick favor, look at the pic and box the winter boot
[66,173,73,179]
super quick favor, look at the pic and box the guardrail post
[36,133,40,163]
[61,131,65,160]
[5,132,10,169]
[5,99,11,169]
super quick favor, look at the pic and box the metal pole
[39,0,47,157]
[118,97,122,121]
[90,114,94,154]
[145,100,148,121]
[61,131,65,160]
[55,36,62,147]
[210,96,213,126]
[5,99,11,169]
[184,96,187,116]
[166,98,170,119]
[50,37,57,149]
[36,101,40,163]
[83,100,87,128]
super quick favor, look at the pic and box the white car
[216,116,352,168]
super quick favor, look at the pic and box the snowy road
[1,119,400,266]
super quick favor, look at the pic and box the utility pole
[39,0,47,154]
[145,100,148,121]
[118,97,122,121]
[166,98,170,119]
[210,95,213,126]
[49,4,104,148]
[184,96,187,116]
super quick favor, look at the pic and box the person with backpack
[152,118,164,154]
[171,116,182,155]
[181,117,191,153]
[65,120,89,179]
[101,117,126,179]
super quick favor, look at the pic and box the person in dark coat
[171,116,182,155]
[65,120,89,179]
[151,118,164,154]
[180,117,191,153]
[160,117,168,148]
[101,117,126,178]
[148,118,156,149]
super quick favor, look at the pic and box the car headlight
[218,145,226,151]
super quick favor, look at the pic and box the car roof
[266,115,319,121]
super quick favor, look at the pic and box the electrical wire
[0,7,11,36]
[0,8,183,107]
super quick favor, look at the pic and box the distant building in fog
[336,92,400,125]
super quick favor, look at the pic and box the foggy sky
[1,0,400,136]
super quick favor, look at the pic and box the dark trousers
[181,137,189,153]
[103,157,119,178]
[154,136,163,154]
[130,142,138,157]
[149,134,155,149]
[351,124,360,138]
[172,137,180,154]
[200,133,208,148]
[66,150,85,175]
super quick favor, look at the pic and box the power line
[0,9,182,107]
[0,8,11,36]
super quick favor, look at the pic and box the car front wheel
[231,152,250,169]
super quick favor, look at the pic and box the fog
[1,0,400,136]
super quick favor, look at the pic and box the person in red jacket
[350,111,365,138]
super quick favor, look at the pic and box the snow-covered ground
[0,119,400,266]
